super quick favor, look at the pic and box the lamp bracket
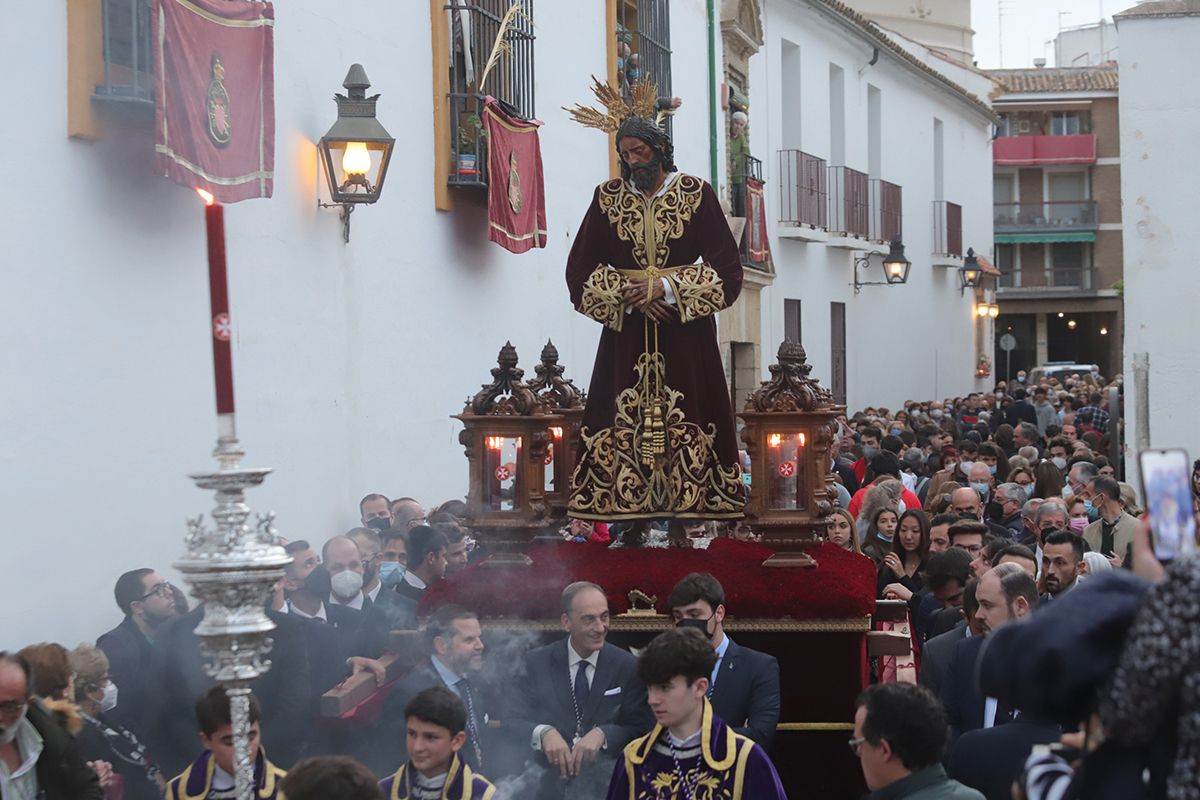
[851,252,887,295]
[317,200,354,244]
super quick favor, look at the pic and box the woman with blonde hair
[825,507,863,554]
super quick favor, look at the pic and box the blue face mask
[971,482,991,500]
[988,465,998,475]
[378,561,405,587]
[1083,499,1099,521]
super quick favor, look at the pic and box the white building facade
[749,0,997,412]
[1114,1,1200,483]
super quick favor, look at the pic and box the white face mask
[0,704,27,744]
[1051,456,1067,471]
[959,460,976,474]
[330,569,364,600]
[100,681,119,713]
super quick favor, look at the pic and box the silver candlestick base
[176,413,291,800]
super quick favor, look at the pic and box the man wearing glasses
[850,683,983,799]
[97,569,180,739]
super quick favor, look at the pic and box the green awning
[995,232,1096,244]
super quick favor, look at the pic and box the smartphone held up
[1138,448,1198,563]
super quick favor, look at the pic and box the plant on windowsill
[457,113,484,176]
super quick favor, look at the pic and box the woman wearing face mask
[978,442,1011,483]
[876,509,930,598]
[861,506,899,566]
[826,507,864,555]
[1067,498,1091,534]
[69,644,165,800]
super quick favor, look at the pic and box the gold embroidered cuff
[664,262,726,323]
[579,266,629,331]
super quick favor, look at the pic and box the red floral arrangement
[419,538,876,620]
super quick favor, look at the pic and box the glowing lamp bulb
[988,305,999,318]
[342,142,371,176]
[768,433,783,447]
[976,303,989,318]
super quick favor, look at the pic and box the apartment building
[986,64,1123,379]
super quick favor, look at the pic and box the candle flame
[768,433,782,447]
[486,436,505,450]
[550,426,564,440]
[799,433,807,447]
[196,188,215,206]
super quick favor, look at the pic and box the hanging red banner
[746,177,770,263]
[482,96,547,253]
[153,0,275,202]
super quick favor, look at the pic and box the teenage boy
[380,686,495,799]
[605,627,787,800]
[166,687,286,800]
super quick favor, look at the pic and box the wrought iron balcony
[932,200,963,258]
[777,150,828,230]
[869,179,902,244]
[997,265,1097,293]
[993,201,1098,233]
[828,166,869,239]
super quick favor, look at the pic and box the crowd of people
[4,371,1198,799]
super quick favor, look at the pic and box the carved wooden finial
[745,340,837,414]
[469,342,540,416]
[527,339,585,410]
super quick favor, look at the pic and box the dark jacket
[96,615,154,737]
[361,581,422,657]
[947,719,1061,800]
[25,698,104,800]
[942,635,987,743]
[709,638,781,748]
[382,658,491,772]
[867,764,984,799]
[919,623,967,699]
[1004,400,1038,428]
[510,639,653,800]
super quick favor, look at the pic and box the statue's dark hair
[615,116,676,179]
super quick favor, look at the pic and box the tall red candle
[198,189,236,415]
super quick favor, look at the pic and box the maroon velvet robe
[565,173,745,520]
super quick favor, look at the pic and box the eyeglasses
[848,736,867,756]
[141,581,173,600]
[0,699,28,715]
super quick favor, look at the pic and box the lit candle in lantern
[486,436,504,450]
[197,189,235,417]
[768,433,783,448]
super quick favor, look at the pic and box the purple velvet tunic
[378,754,496,800]
[605,701,787,800]
[565,174,745,521]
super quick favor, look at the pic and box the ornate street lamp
[525,340,586,519]
[854,238,911,294]
[739,342,845,567]
[318,64,395,243]
[454,343,556,565]
[959,247,982,292]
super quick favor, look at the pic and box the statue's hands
[643,299,677,323]
[621,278,665,307]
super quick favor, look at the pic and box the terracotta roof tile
[1115,0,1200,19]
[987,65,1119,94]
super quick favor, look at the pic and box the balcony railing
[869,179,902,243]
[777,150,828,230]
[994,201,1098,232]
[993,134,1097,166]
[932,200,963,257]
[744,154,763,183]
[997,266,1097,292]
[828,166,869,239]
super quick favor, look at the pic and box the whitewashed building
[1,0,992,647]
[1114,0,1200,483]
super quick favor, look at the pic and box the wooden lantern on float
[739,342,845,567]
[454,342,554,566]
[526,340,585,519]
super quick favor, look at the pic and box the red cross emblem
[545,445,554,465]
[213,313,231,342]
[495,466,511,482]
[778,461,795,478]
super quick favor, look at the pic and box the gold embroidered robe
[565,173,745,520]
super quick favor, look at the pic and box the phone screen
[1138,448,1197,562]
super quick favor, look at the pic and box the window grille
[616,0,673,136]
[96,0,154,104]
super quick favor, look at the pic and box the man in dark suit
[96,568,180,738]
[509,581,652,799]
[919,578,980,699]
[667,573,780,747]
[942,565,1037,744]
[1003,387,1038,428]
[381,605,489,773]
[948,718,1061,799]
[362,526,448,656]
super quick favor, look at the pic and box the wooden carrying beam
[319,653,403,718]
[866,630,913,658]
[872,599,910,623]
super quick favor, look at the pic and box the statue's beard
[630,159,662,191]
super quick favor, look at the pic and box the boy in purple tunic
[379,686,495,800]
[165,687,286,800]
[606,627,787,800]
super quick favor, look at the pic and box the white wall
[0,0,718,647]
[753,0,994,411]
[1116,12,1200,484]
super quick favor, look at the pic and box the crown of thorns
[564,75,662,134]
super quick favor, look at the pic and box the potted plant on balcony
[457,113,483,177]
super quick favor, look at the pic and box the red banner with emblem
[153,0,275,202]
[746,177,770,263]
[482,97,547,253]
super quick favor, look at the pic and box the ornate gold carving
[597,175,704,269]
[578,266,629,331]
[477,616,871,633]
[665,262,726,322]
[568,353,744,519]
